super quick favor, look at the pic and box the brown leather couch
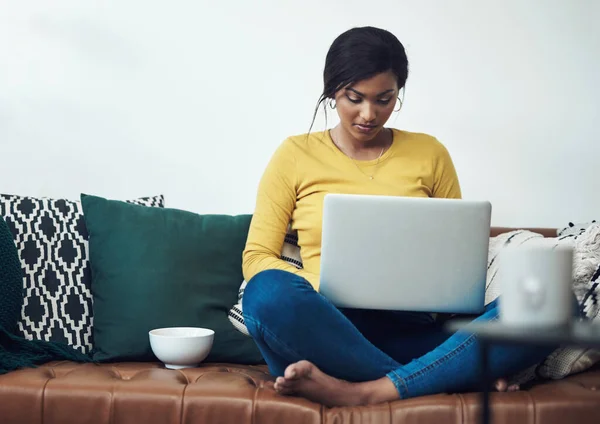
[1,228,600,423]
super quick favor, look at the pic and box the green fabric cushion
[80,194,263,364]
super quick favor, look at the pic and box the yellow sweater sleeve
[242,140,319,286]
[432,141,462,199]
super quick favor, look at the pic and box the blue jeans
[242,269,557,399]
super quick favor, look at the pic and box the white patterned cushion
[487,225,600,381]
[557,220,597,237]
[0,193,165,354]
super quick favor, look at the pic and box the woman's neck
[330,126,392,161]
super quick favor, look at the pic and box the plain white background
[0,0,598,227]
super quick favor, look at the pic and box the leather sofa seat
[1,361,599,423]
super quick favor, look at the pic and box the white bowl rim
[149,327,215,338]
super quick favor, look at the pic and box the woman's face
[333,71,398,143]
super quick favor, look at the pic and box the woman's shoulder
[271,130,330,158]
[284,130,329,147]
[393,128,451,155]
[266,130,328,166]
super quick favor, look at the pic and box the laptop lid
[319,193,491,314]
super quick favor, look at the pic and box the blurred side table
[445,319,600,424]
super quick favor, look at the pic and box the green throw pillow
[80,194,263,364]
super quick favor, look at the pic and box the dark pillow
[0,216,23,334]
[0,193,165,354]
[80,194,263,364]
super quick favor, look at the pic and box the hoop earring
[329,98,336,110]
[394,96,403,113]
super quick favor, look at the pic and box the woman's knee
[242,269,298,321]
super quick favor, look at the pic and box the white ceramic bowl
[149,327,214,369]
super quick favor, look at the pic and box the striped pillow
[228,225,302,336]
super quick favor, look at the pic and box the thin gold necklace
[331,129,390,180]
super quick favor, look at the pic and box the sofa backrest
[491,227,557,238]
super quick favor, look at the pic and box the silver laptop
[319,193,492,314]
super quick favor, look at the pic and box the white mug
[498,245,574,327]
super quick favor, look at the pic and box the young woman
[241,26,553,407]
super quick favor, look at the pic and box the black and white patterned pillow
[228,225,302,336]
[0,193,165,354]
[557,220,597,238]
[487,226,600,382]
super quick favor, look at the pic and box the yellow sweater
[242,128,462,291]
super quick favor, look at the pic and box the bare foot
[273,360,399,407]
[494,378,520,392]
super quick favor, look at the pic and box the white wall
[0,0,598,227]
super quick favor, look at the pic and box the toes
[284,360,314,380]
[495,379,508,392]
[508,384,520,392]
[274,376,291,392]
[294,360,315,377]
[494,379,520,393]
[284,367,298,380]
[274,376,299,396]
